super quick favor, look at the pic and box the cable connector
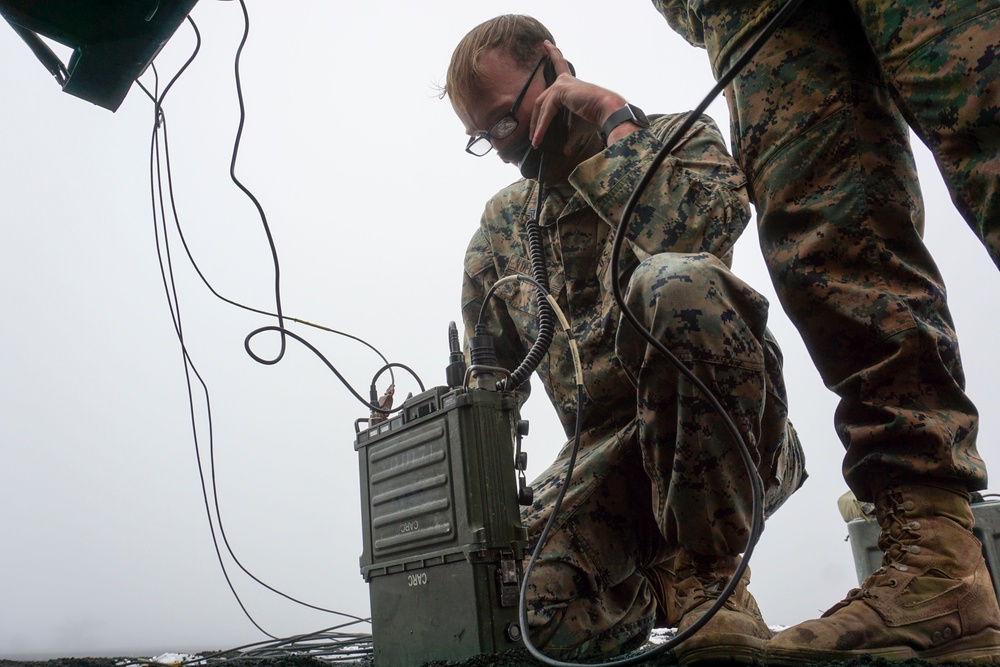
[445,322,467,389]
[370,384,394,424]
[469,324,499,390]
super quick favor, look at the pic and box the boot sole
[766,627,1000,666]
[677,633,768,666]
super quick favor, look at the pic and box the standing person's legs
[691,0,984,507]
[671,0,1000,661]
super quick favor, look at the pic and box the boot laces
[874,489,921,574]
[828,492,918,612]
[693,576,726,603]
[686,568,742,611]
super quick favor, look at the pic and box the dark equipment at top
[0,0,199,110]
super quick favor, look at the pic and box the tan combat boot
[642,558,684,629]
[661,551,771,666]
[768,484,1000,665]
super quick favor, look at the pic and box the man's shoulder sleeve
[650,112,746,189]
[569,112,745,216]
[570,111,751,260]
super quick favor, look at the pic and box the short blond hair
[444,15,554,119]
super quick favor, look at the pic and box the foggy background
[1,0,997,659]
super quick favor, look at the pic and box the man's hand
[529,40,641,147]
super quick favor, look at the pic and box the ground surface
[1,654,996,667]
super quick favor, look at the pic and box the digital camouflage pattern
[462,113,807,659]
[652,0,1000,500]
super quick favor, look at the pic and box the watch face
[629,104,649,126]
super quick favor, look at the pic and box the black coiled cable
[500,154,557,391]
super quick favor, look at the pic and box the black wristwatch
[598,103,649,145]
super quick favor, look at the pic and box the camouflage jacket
[461,113,754,437]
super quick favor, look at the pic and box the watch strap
[599,103,649,144]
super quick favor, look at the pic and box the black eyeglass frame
[465,56,548,157]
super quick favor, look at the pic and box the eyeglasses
[465,56,547,157]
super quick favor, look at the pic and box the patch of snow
[151,654,204,665]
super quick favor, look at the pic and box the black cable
[146,14,374,633]
[148,29,278,640]
[157,117,368,633]
[196,0,400,395]
[228,0,287,366]
[245,325,424,414]
[140,73,278,642]
[501,159,557,392]
[149,17,285,639]
[147,32,388,367]
[188,0,403,406]
[135,77,157,104]
[6,20,68,85]
[155,86,400,401]
[145,0,428,632]
[519,386,617,666]
[138,621,375,666]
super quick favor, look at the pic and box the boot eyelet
[888,578,898,587]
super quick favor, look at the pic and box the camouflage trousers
[521,252,806,659]
[663,0,999,499]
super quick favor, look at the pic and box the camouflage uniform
[651,0,999,500]
[462,113,806,659]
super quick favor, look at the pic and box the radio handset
[517,59,575,180]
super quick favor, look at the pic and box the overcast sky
[1,0,998,660]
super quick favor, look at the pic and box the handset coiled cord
[500,154,557,392]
